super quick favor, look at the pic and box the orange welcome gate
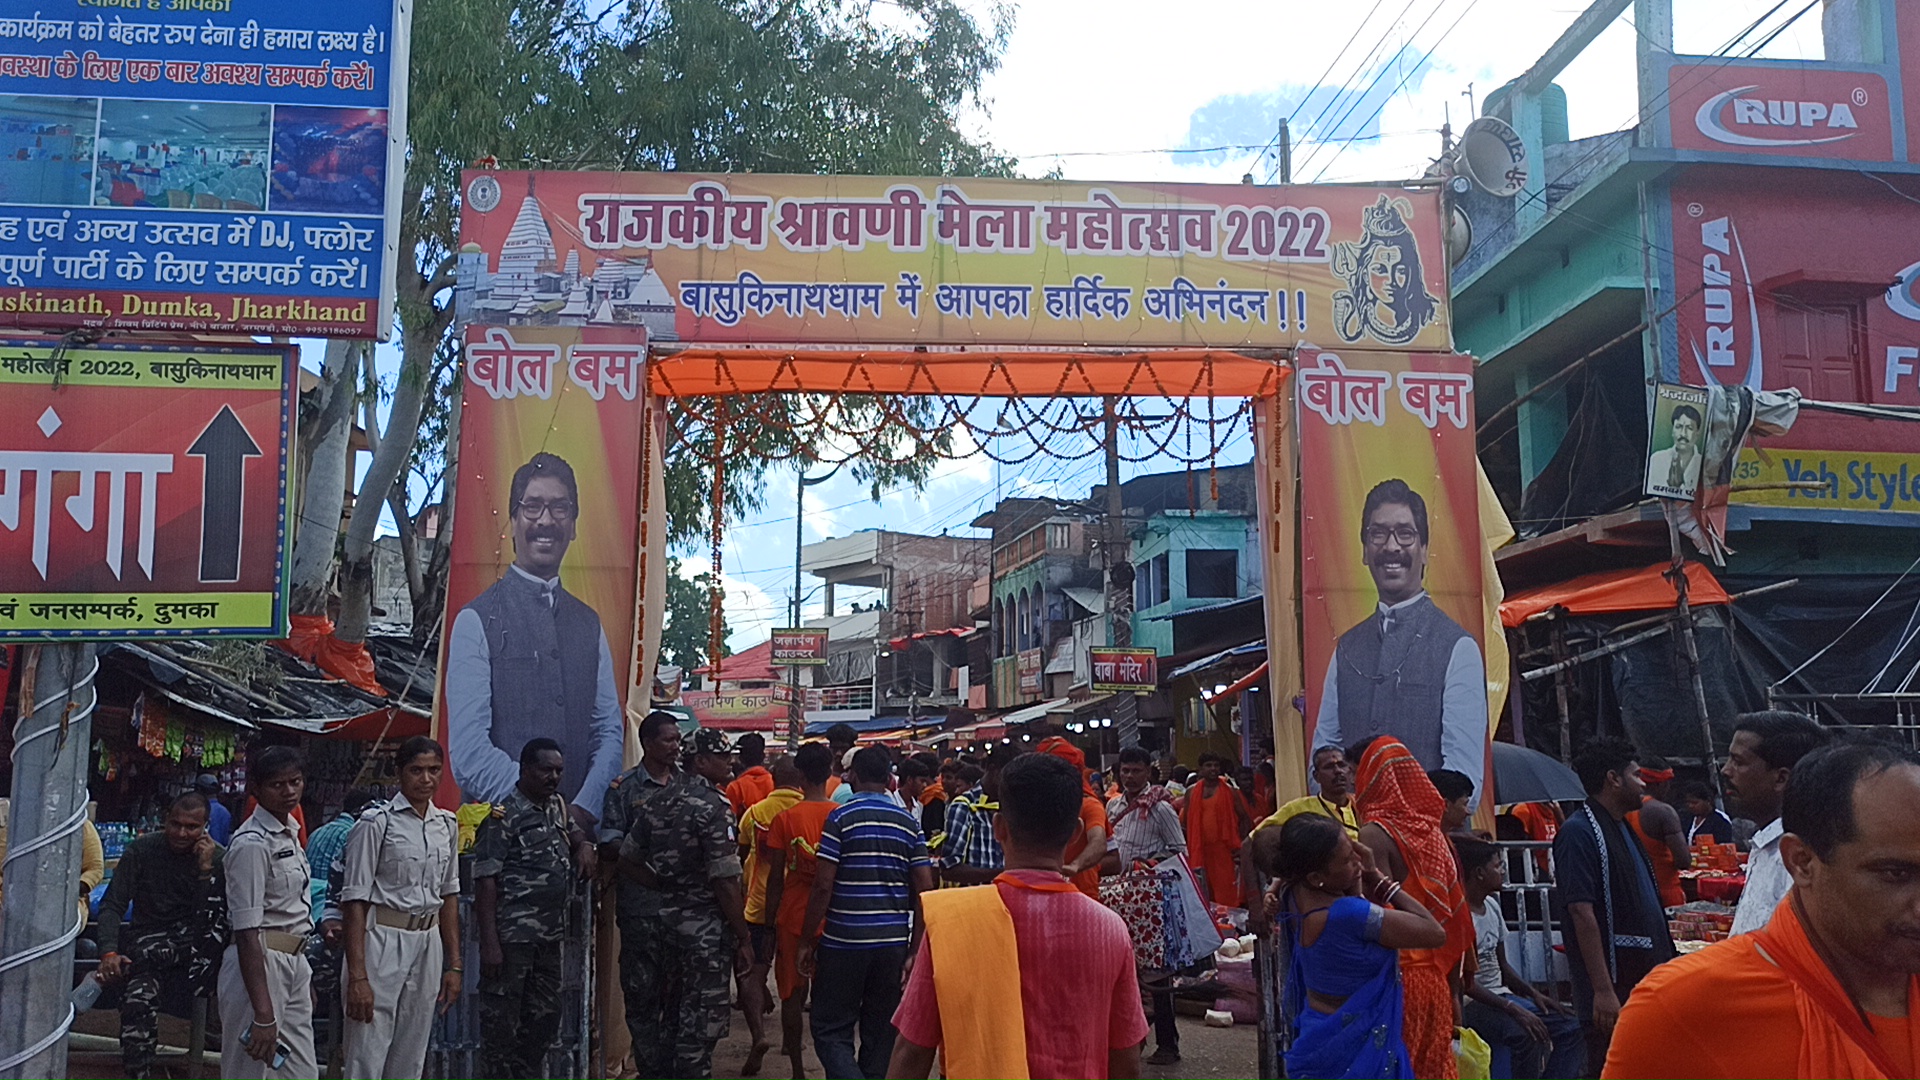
[436,169,1490,1075]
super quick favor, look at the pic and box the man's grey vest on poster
[1332,593,1467,768]
[463,569,603,805]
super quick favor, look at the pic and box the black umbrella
[1491,741,1585,804]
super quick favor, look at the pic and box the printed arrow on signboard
[188,405,262,582]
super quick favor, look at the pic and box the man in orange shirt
[1036,736,1108,899]
[726,733,776,820]
[1182,753,1252,906]
[1624,756,1690,909]
[762,743,838,1080]
[1606,741,1920,1079]
[737,754,804,1073]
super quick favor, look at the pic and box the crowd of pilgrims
[55,706,1920,1080]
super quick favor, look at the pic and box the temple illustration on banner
[456,189,678,337]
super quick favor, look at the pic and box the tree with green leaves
[287,0,1017,657]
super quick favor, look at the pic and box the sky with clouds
[350,0,1827,651]
[697,0,1826,651]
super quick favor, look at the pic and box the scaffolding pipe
[0,643,98,1078]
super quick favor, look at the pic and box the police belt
[260,930,308,954]
[373,904,440,931]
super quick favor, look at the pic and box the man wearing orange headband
[1624,756,1689,909]
[1037,736,1109,899]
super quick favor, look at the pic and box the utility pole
[0,644,97,1079]
[1102,397,1139,749]
[787,464,840,750]
[789,466,805,751]
[1277,118,1291,184]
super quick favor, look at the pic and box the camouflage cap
[685,727,732,759]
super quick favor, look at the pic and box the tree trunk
[336,330,433,646]
[387,481,423,610]
[289,341,359,617]
[410,385,459,647]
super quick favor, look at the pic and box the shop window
[1772,295,1866,402]
[1136,552,1171,608]
[1185,549,1238,599]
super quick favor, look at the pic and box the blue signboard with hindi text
[0,0,410,338]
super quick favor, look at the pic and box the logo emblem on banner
[1888,259,1920,322]
[467,174,503,214]
[1330,195,1441,346]
[1693,85,1862,148]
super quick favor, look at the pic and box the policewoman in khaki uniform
[339,736,462,1079]
[219,745,318,1079]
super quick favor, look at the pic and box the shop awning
[1062,587,1106,616]
[309,706,431,741]
[1048,693,1115,715]
[948,717,1008,742]
[1168,640,1266,681]
[1000,697,1070,726]
[1499,562,1731,629]
[698,715,783,733]
[803,715,898,735]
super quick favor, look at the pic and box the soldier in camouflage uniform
[473,737,595,1078]
[620,726,755,1079]
[95,791,227,1080]
[602,711,684,1073]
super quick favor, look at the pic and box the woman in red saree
[1352,737,1473,1080]
[1182,753,1253,907]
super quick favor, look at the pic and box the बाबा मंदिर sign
[0,338,293,638]
[0,0,411,338]
[1090,647,1158,694]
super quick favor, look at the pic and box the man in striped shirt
[798,746,934,1079]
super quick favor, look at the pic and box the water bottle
[70,972,105,1012]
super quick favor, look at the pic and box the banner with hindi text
[0,337,293,638]
[454,171,1451,354]
[1296,346,1487,797]
[434,325,648,812]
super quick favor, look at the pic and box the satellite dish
[1446,205,1473,266]
[1457,115,1529,198]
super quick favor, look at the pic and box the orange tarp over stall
[1499,562,1730,629]
[649,348,1291,398]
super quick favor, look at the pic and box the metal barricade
[426,866,597,1079]
[1493,840,1568,994]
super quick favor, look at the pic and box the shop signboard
[1668,60,1894,162]
[682,683,798,730]
[454,171,1451,352]
[1089,646,1158,693]
[1732,448,1920,513]
[1017,647,1043,695]
[1294,346,1489,799]
[0,337,293,638]
[770,626,827,665]
[0,0,412,337]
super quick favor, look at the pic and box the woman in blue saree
[1254,813,1448,1079]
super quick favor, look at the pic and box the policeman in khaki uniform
[602,711,683,1067]
[338,736,463,1079]
[220,745,318,1079]
[622,726,755,1078]
[473,737,595,1078]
